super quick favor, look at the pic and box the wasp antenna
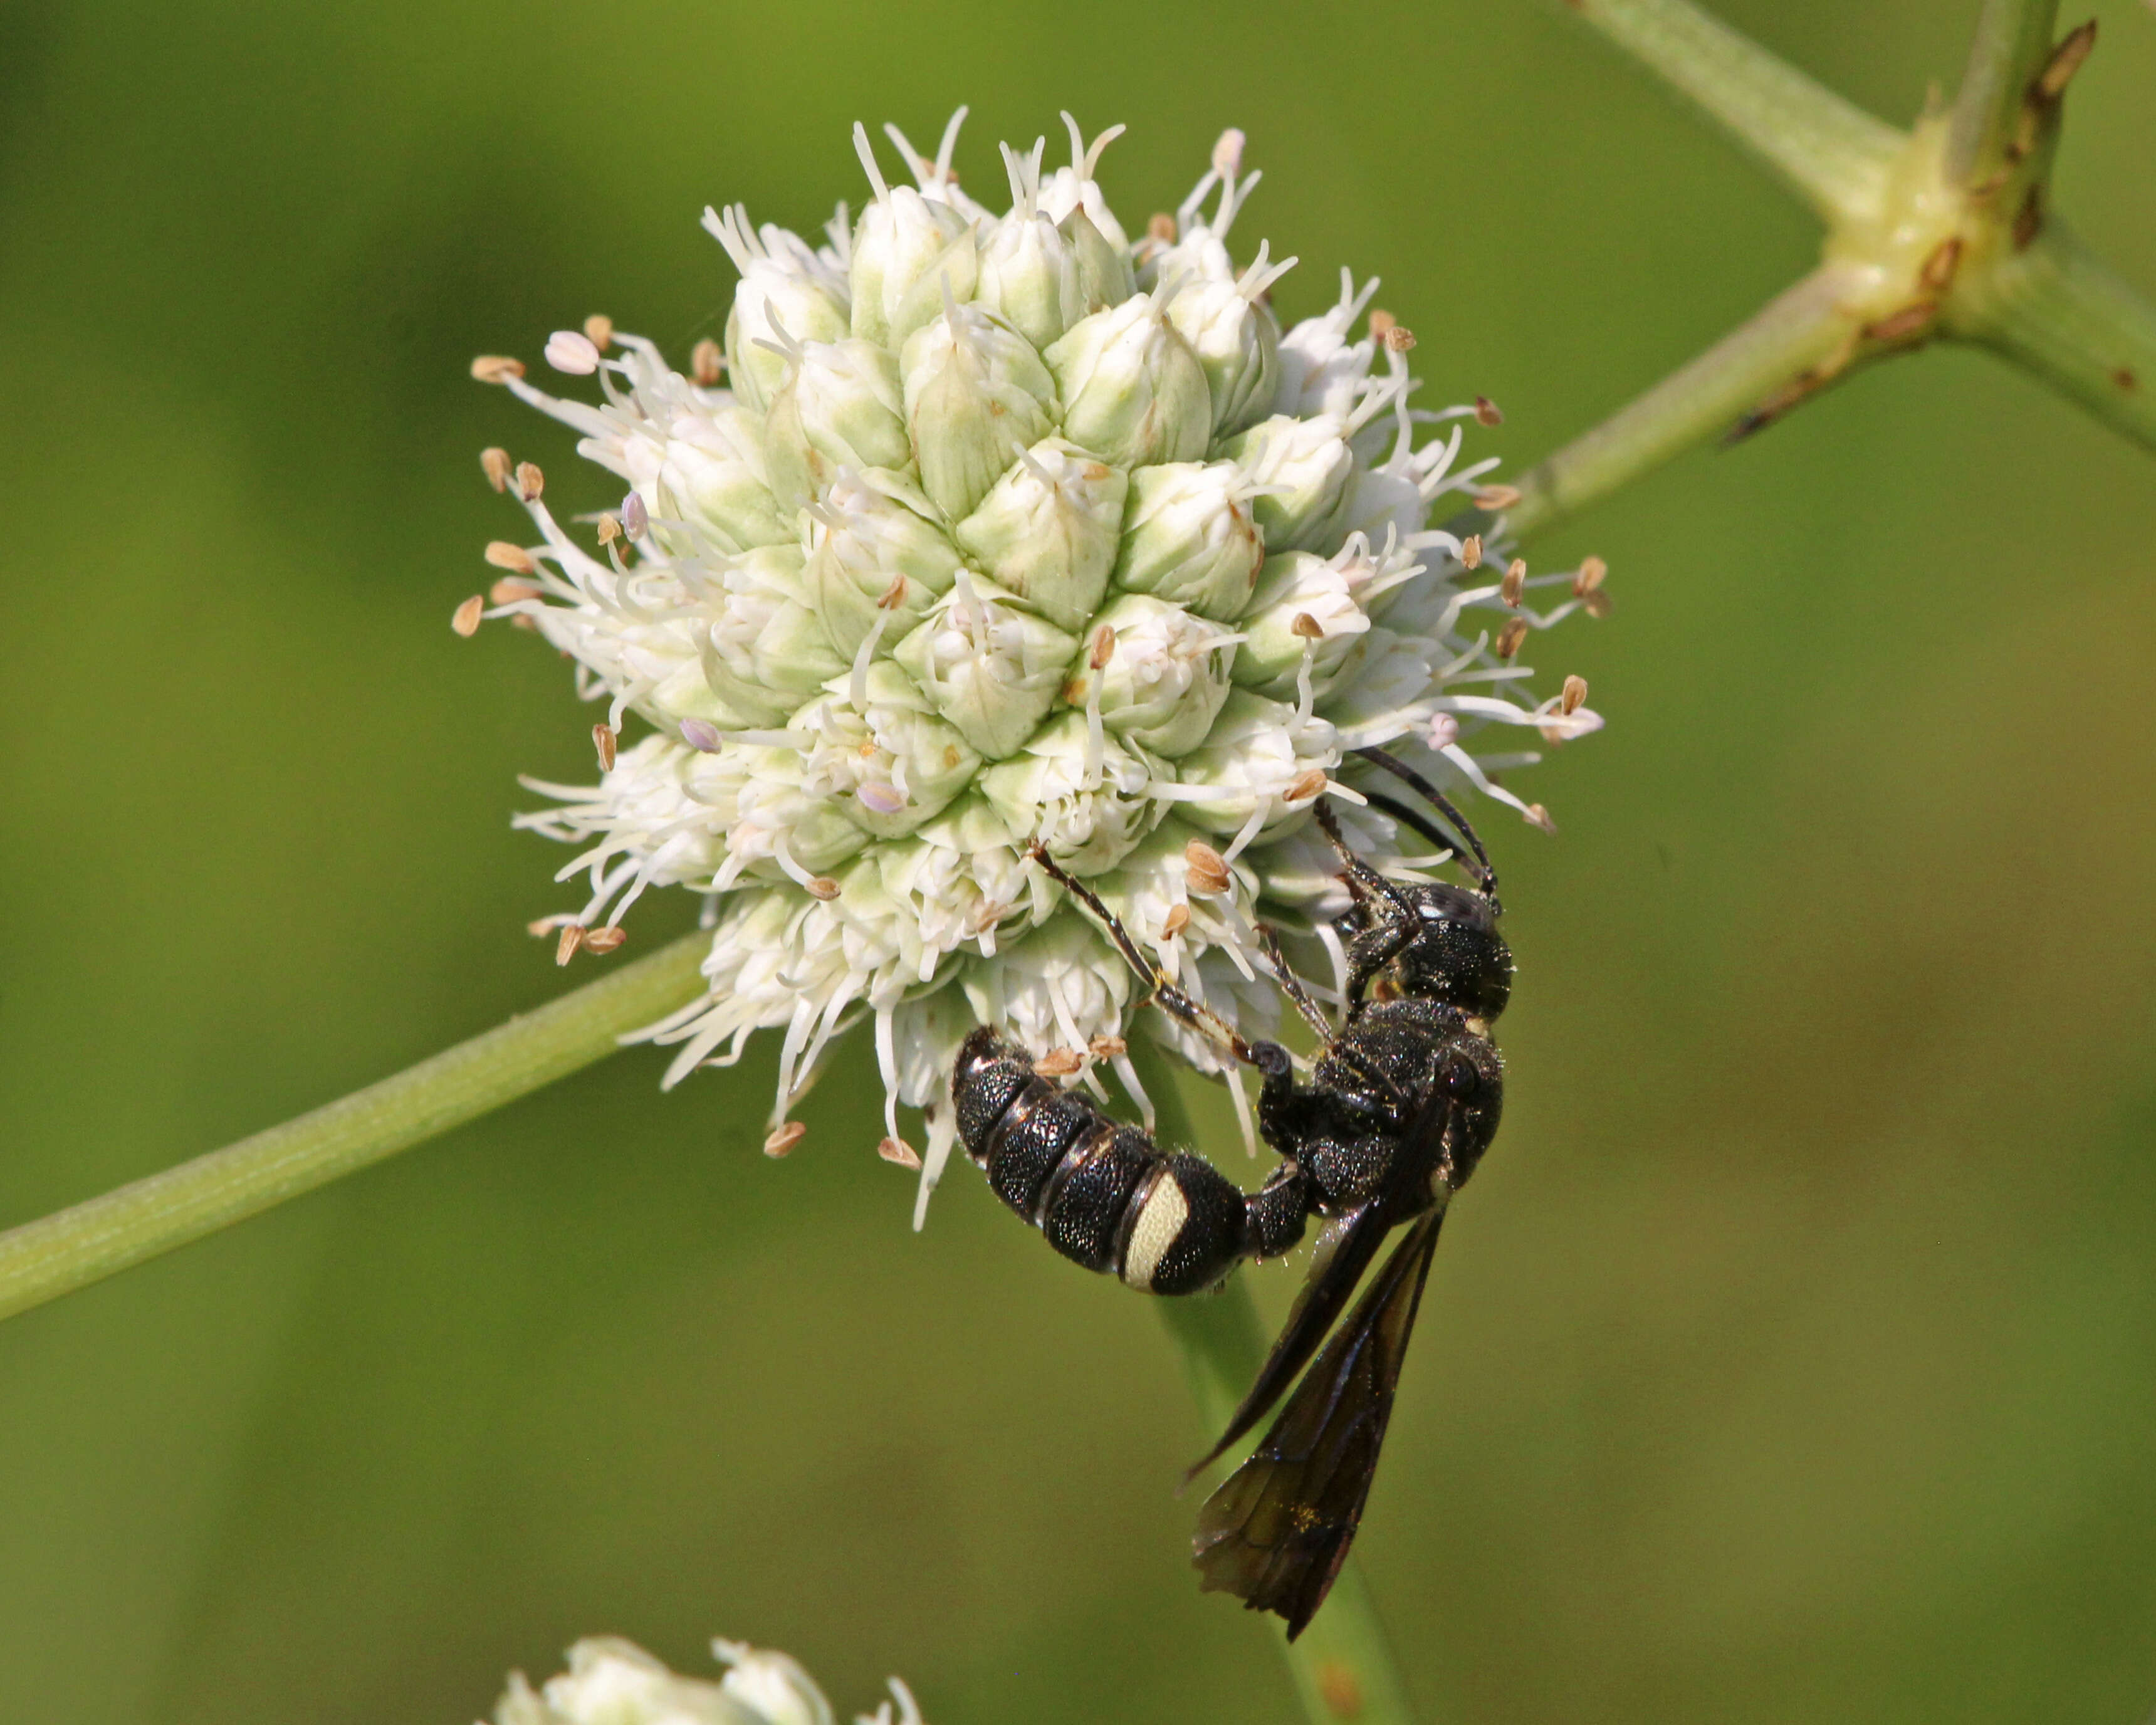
[1349,745,1498,899]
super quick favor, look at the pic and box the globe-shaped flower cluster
[466,113,1604,1220]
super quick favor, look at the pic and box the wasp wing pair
[1189,1090,1458,1641]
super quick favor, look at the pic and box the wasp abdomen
[953,1027,1250,1295]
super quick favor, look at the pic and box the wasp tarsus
[948,744,1511,1640]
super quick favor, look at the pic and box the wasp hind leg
[1025,843,1294,1088]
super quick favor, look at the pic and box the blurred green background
[3,1,2154,1720]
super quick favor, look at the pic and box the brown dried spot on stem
[1918,237,1963,293]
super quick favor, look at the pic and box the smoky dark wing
[1191,1208,1445,1640]
[1185,1199,1391,1477]
[1188,1086,1460,1477]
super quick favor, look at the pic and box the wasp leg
[1243,1157,1312,1259]
[1255,923,1334,1044]
[1025,844,1296,1090]
[1313,800,1421,1010]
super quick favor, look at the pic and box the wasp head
[1336,876,1512,1025]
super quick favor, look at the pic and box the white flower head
[487,1635,919,1725]
[470,115,1606,1222]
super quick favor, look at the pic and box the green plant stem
[1959,224,2156,449]
[1946,0,2063,184]
[0,933,713,1324]
[1504,263,1863,540]
[1566,0,1902,225]
[1138,1047,1421,1725]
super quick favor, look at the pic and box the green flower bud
[710,545,847,703]
[899,301,1058,520]
[978,710,1160,875]
[728,743,876,874]
[1044,287,1210,469]
[1111,459,1266,621]
[1170,688,1336,836]
[975,142,1092,350]
[849,128,980,349]
[707,205,852,416]
[1060,206,1136,310]
[625,403,790,557]
[1166,242,1291,439]
[798,661,981,840]
[953,436,1126,631]
[1232,548,1371,697]
[1217,411,1354,550]
[762,338,910,513]
[893,572,1077,758]
[805,469,966,656]
[1060,592,1237,757]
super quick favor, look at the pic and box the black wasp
[951,745,1510,1638]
